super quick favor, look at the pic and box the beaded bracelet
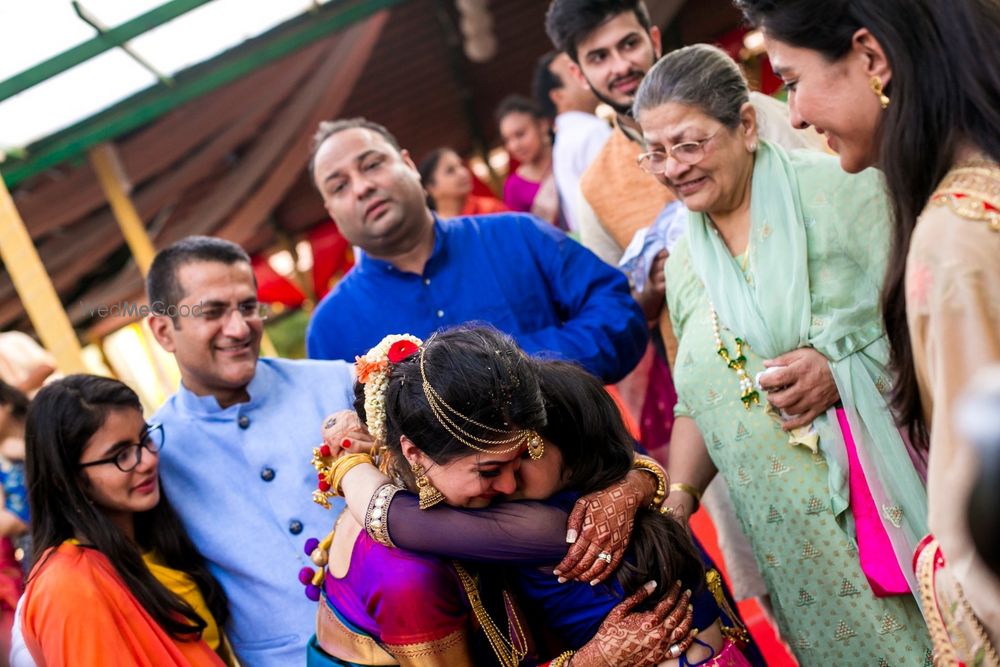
[632,457,667,510]
[365,483,403,547]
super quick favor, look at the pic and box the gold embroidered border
[316,603,397,665]
[930,160,1000,232]
[915,538,960,666]
[384,628,467,658]
[915,537,1000,666]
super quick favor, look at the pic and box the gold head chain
[419,346,544,460]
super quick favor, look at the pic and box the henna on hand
[556,477,642,583]
[572,581,695,667]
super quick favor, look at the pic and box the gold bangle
[329,453,374,496]
[632,457,667,510]
[669,481,702,510]
[550,650,575,667]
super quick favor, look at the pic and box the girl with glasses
[19,375,233,666]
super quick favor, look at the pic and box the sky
[0,0,324,151]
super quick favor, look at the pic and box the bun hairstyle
[633,43,749,129]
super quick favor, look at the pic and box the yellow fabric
[144,552,222,653]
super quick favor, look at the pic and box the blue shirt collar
[174,357,276,415]
[356,217,447,276]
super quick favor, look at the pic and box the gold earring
[411,462,444,510]
[526,431,545,460]
[869,76,890,109]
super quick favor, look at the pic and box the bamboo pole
[0,177,87,374]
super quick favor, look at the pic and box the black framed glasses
[78,423,165,473]
[636,128,723,174]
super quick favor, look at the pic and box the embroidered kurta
[666,140,934,664]
[667,238,930,665]
[907,156,1000,658]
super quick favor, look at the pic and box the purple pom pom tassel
[303,537,320,556]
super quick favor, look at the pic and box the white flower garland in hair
[355,334,423,446]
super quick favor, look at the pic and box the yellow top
[144,551,222,652]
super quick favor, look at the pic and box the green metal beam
[1,0,406,187]
[0,0,213,102]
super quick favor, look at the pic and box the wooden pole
[88,142,284,358]
[88,142,157,276]
[0,176,87,374]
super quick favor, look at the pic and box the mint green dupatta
[686,140,928,596]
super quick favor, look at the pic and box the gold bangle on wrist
[669,481,702,511]
[330,453,375,496]
[632,457,667,510]
[550,650,575,667]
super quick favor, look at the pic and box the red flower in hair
[387,339,420,363]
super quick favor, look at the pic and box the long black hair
[26,375,229,640]
[736,0,1000,448]
[534,359,703,601]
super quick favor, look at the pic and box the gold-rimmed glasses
[636,128,723,174]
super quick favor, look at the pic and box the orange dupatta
[22,543,225,667]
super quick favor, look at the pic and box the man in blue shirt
[305,118,647,383]
[146,237,355,667]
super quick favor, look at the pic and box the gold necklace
[453,563,528,667]
[710,304,759,410]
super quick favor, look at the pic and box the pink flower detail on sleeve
[906,261,933,310]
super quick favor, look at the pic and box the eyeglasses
[195,302,269,323]
[79,423,165,473]
[636,128,722,174]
